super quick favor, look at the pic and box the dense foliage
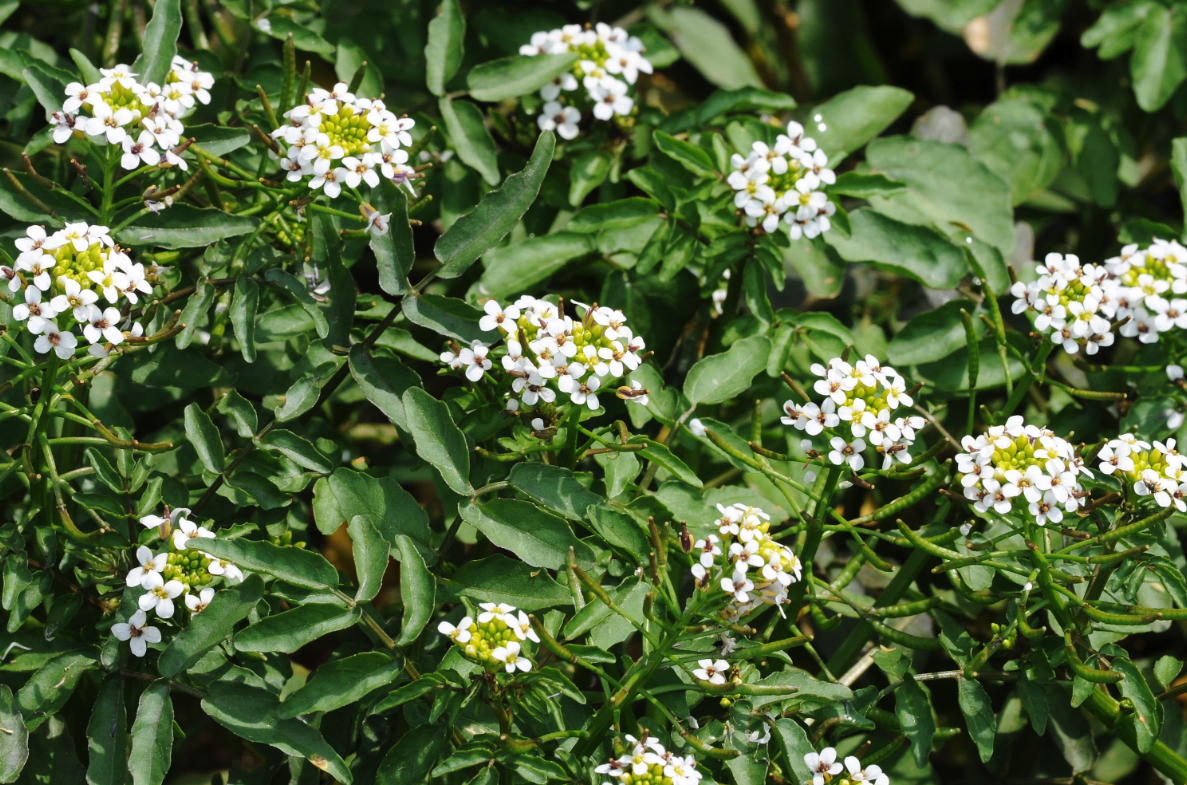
[7,1,1187,784]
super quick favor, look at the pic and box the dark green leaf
[127,682,172,785]
[896,678,935,769]
[319,467,431,547]
[185,124,252,157]
[265,268,330,339]
[653,131,716,177]
[957,679,995,763]
[1018,676,1049,736]
[17,650,97,732]
[258,430,332,474]
[771,719,817,785]
[184,403,224,475]
[114,205,258,249]
[466,53,578,102]
[1155,655,1184,693]
[508,463,600,520]
[280,652,404,718]
[370,180,414,296]
[349,516,389,603]
[274,362,337,423]
[132,0,181,86]
[1131,5,1187,112]
[440,97,499,186]
[348,348,421,431]
[651,6,762,89]
[188,540,337,590]
[425,0,464,95]
[256,15,335,55]
[584,504,650,561]
[376,724,449,784]
[825,208,967,289]
[829,172,907,198]
[230,278,259,363]
[402,387,472,495]
[447,554,570,611]
[568,151,610,206]
[394,534,435,645]
[684,334,771,405]
[810,85,913,160]
[887,299,979,365]
[157,575,263,678]
[85,674,127,785]
[458,499,593,571]
[434,131,555,279]
[234,602,360,653]
[969,100,1065,205]
[0,685,28,783]
[1045,684,1098,772]
[202,682,351,783]
[21,63,65,114]
[697,86,796,124]
[568,198,660,233]
[402,293,487,343]
[478,232,595,298]
[632,440,703,489]
[1114,657,1160,752]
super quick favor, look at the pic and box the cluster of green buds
[437,602,538,673]
[989,621,1018,650]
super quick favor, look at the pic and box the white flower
[721,570,754,602]
[478,602,515,624]
[828,436,866,471]
[692,658,730,685]
[537,101,581,140]
[83,305,125,345]
[111,609,161,657]
[206,559,243,583]
[590,78,633,120]
[491,640,531,673]
[804,748,843,785]
[12,286,57,333]
[365,209,391,237]
[172,517,215,550]
[120,131,161,170]
[185,587,215,613]
[32,322,77,359]
[125,546,168,588]
[137,572,185,618]
[571,376,601,410]
[438,616,473,644]
[458,342,493,382]
[479,300,521,333]
[1170,365,1184,382]
[49,277,99,322]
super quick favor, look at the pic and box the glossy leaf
[229,278,259,363]
[258,429,333,474]
[317,467,431,547]
[653,131,716,177]
[0,685,28,783]
[402,387,472,495]
[17,650,97,731]
[265,269,330,338]
[85,674,127,785]
[188,539,337,590]
[887,299,979,365]
[113,206,258,249]
[467,53,577,102]
[280,652,404,718]
[394,534,436,645]
[376,724,449,784]
[826,208,967,289]
[157,574,264,678]
[133,0,182,86]
[957,678,994,763]
[425,0,464,95]
[128,683,173,785]
[508,462,600,520]
[350,515,389,603]
[684,334,771,405]
[478,232,595,298]
[184,404,224,475]
[440,97,499,186]
[1131,5,1187,112]
[1114,657,1160,752]
[370,180,414,295]
[459,499,593,571]
[447,554,571,611]
[234,602,360,653]
[402,293,487,343]
[896,678,935,769]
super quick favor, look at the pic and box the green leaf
[127,682,172,785]
[698,86,796,124]
[1018,675,1049,736]
[376,724,449,785]
[896,678,935,769]
[156,574,264,678]
[349,516,389,603]
[467,52,578,102]
[373,675,449,714]
[184,124,252,157]
[274,362,336,423]
[0,685,28,784]
[653,131,716,177]
[864,136,1015,257]
[189,540,337,590]
[684,334,771,405]
[439,97,500,186]
[651,6,763,89]
[434,130,555,278]
[395,534,436,646]
[402,387,472,495]
[370,181,414,296]
[319,467,431,547]
[256,15,335,55]
[265,269,330,339]
[311,213,354,352]
[568,198,660,233]
[829,172,906,198]
[114,205,258,249]
[1131,4,1187,112]
[174,281,215,350]
[810,85,913,161]
[69,47,101,85]
[347,348,421,432]
[85,674,127,785]
[916,333,1027,392]
[184,403,224,475]
[583,504,651,560]
[477,232,595,298]
[402,293,487,343]
[459,499,593,571]
[202,682,351,784]
[771,719,817,785]
[83,447,124,494]
[887,299,979,365]
[632,440,703,489]
[21,63,66,114]
[1154,655,1183,693]
[258,429,333,474]
[447,554,571,611]
[280,652,404,718]
[132,0,181,86]
[234,602,360,653]
[1172,138,1187,219]
[16,650,96,732]
[1114,657,1161,753]
[957,679,995,763]
[568,151,611,206]
[1082,0,1155,59]
[1045,685,1098,773]
[508,463,600,520]
[825,208,967,289]
[230,278,259,363]
[969,100,1065,205]
[425,0,464,96]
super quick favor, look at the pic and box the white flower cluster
[781,356,923,472]
[520,23,651,140]
[114,508,244,658]
[728,121,835,239]
[691,503,802,619]
[51,58,213,170]
[1098,435,1187,511]
[956,416,1090,525]
[440,296,648,414]
[594,733,701,785]
[1011,243,1187,354]
[271,82,416,198]
[438,602,539,674]
[805,747,890,785]
[2,223,155,359]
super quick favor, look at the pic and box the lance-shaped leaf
[957,679,995,763]
[132,0,182,86]
[188,539,338,590]
[684,334,770,405]
[896,678,936,769]
[467,53,577,102]
[157,574,264,678]
[402,293,486,343]
[280,652,404,718]
[85,675,127,785]
[202,681,352,784]
[113,205,258,249]
[17,649,97,732]
[128,682,173,785]
[230,278,259,363]
[433,131,555,279]
[395,534,435,645]
[370,181,414,295]
[184,403,224,475]
[425,0,464,96]
[1114,657,1161,753]
[402,387,472,494]
[439,97,499,186]
[350,515,389,603]
[234,603,360,654]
